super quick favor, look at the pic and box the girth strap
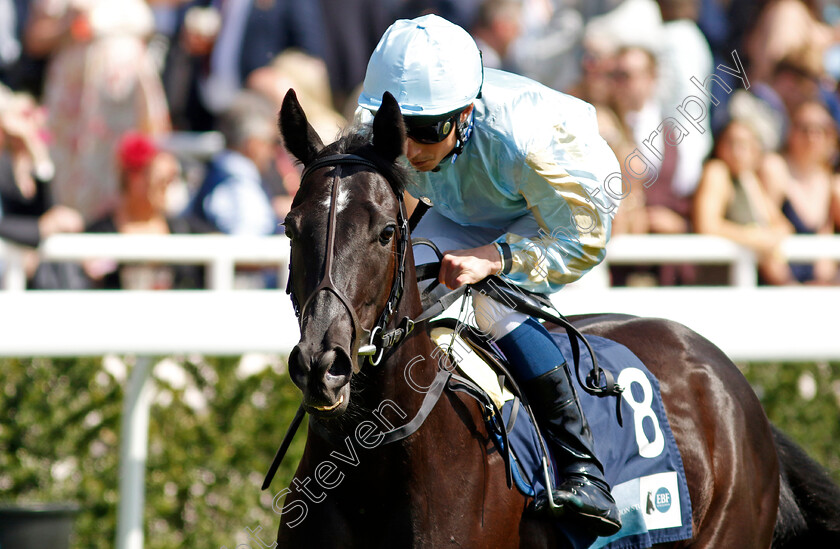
[447,372,513,489]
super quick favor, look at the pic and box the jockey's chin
[409,158,439,171]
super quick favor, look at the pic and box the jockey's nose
[405,138,422,162]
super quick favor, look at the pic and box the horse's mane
[306,123,413,196]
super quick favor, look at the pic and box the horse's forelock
[299,124,411,198]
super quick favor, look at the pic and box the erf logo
[655,487,672,513]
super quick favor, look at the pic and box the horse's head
[279,89,410,418]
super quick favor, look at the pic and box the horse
[272,88,840,548]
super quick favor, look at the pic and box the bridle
[287,153,413,371]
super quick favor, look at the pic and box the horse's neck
[300,284,496,534]
[354,283,442,424]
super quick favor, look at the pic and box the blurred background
[1,0,840,547]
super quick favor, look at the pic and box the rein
[264,153,621,491]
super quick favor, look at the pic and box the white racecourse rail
[0,286,837,361]
[1,233,839,360]
[1,233,840,549]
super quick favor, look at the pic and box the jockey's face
[405,105,473,172]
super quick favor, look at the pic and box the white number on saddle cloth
[618,367,665,458]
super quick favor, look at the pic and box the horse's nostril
[288,346,308,388]
[325,347,352,381]
[328,359,350,379]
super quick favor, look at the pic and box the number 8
[617,367,665,458]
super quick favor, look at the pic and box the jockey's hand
[439,244,502,289]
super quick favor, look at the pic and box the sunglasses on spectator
[404,112,461,144]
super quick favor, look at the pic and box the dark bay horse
[274,89,840,548]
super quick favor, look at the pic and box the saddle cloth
[431,328,694,549]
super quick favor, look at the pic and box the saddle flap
[430,326,515,409]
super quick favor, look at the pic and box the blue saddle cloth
[500,333,693,549]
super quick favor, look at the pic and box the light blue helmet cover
[358,14,483,117]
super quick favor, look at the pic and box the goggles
[404,111,461,144]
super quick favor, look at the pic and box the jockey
[357,15,622,536]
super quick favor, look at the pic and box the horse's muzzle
[288,344,352,417]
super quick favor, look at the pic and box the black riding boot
[522,362,622,537]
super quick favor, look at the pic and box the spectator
[567,33,618,107]
[0,0,46,95]
[318,0,393,113]
[750,54,826,149]
[0,90,83,249]
[656,0,714,180]
[746,0,833,85]
[610,44,704,285]
[24,0,171,222]
[762,99,839,284]
[583,0,663,69]
[693,117,795,285]
[85,132,213,290]
[590,0,712,199]
[145,0,194,76]
[0,89,85,288]
[565,40,640,236]
[177,0,328,131]
[246,50,347,220]
[247,50,346,143]
[0,91,52,202]
[161,2,218,131]
[508,0,588,92]
[612,45,694,234]
[186,91,278,236]
[470,0,524,72]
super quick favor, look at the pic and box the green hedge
[1,357,838,548]
[0,355,305,549]
[740,361,840,480]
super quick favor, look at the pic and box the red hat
[118,131,158,172]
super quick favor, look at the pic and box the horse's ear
[372,91,406,163]
[279,88,324,165]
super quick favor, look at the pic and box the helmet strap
[449,109,475,159]
[432,109,475,171]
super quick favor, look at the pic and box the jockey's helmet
[358,15,483,119]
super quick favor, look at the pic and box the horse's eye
[283,223,295,240]
[379,225,396,245]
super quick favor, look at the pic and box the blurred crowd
[0,0,839,289]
